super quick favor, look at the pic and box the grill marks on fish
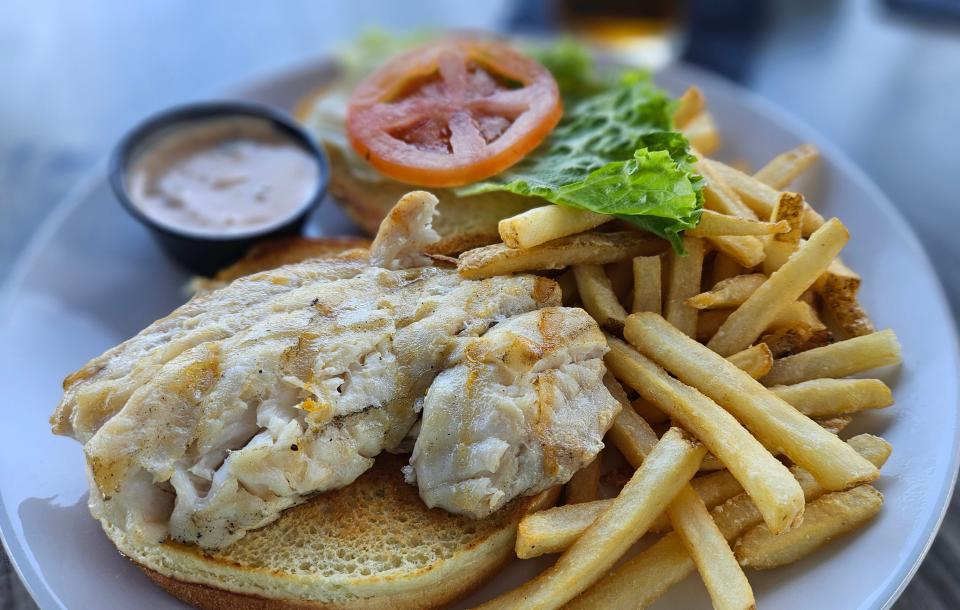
[53,258,372,442]
[409,308,621,519]
[60,259,561,549]
[87,345,223,496]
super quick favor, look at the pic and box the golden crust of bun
[105,453,559,610]
[212,236,370,282]
[189,236,371,293]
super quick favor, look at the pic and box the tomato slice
[346,38,562,187]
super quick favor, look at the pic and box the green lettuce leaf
[524,38,620,101]
[458,77,704,251]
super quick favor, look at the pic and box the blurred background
[1,0,958,608]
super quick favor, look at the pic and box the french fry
[698,156,759,220]
[602,371,631,406]
[703,158,825,235]
[683,471,744,520]
[724,434,886,517]
[519,423,880,558]
[771,378,894,417]
[625,313,880,491]
[762,329,812,357]
[697,164,767,268]
[710,304,823,349]
[457,231,665,279]
[754,143,820,190]
[606,337,804,533]
[735,484,884,570]
[655,468,747,532]
[686,273,767,309]
[601,464,646,489]
[814,258,857,290]
[604,374,660,466]
[605,259,634,305]
[673,86,706,129]
[516,500,608,559]
[762,329,902,386]
[682,111,720,156]
[688,209,790,237]
[707,218,849,356]
[710,251,744,285]
[703,413,849,474]
[664,237,706,337]
[565,453,602,504]
[798,328,835,352]
[631,255,662,314]
[668,485,755,610]
[573,264,629,333]
[760,321,815,357]
[697,308,733,342]
[555,269,578,306]
[697,160,764,280]
[774,300,826,330]
[566,530,693,610]
[762,192,804,274]
[707,234,766,268]
[529,468,747,553]
[565,434,891,610]
[498,205,609,249]
[480,428,706,610]
[816,415,852,435]
[727,343,774,380]
[753,144,820,189]
[631,397,668,424]
[698,453,727,472]
[612,431,887,541]
[816,259,875,337]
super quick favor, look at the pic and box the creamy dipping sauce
[128,118,319,235]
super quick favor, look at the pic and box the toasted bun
[212,236,371,282]
[189,236,371,294]
[294,88,541,256]
[104,453,559,609]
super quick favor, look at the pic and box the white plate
[1,59,957,610]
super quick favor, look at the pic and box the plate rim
[1,57,958,610]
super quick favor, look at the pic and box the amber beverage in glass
[557,0,686,68]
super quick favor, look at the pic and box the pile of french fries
[459,89,902,610]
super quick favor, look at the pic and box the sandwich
[52,191,621,607]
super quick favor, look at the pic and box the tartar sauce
[127,118,319,235]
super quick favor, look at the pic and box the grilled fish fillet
[51,190,616,552]
[408,307,620,518]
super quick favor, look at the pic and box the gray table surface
[2,0,958,608]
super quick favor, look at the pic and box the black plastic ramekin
[109,101,329,276]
